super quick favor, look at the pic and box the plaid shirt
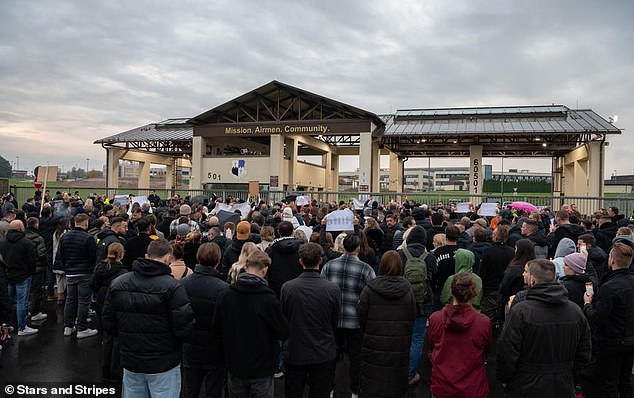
[321,254,376,329]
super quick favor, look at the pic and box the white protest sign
[479,203,498,217]
[211,202,252,220]
[129,196,153,213]
[113,195,128,206]
[456,202,470,214]
[352,198,365,210]
[326,209,355,232]
[296,196,309,207]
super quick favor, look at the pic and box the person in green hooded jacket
[440,248,483,311]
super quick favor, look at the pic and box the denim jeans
[408,314,428,380]
[8,277,32,330]
[64,275,92,331]
[227,373,273,398]
[123,365,181,398]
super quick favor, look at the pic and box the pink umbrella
[510,201,538,213]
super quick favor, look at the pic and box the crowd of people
[1,189,634,398]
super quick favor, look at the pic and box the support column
[287,137,298,191]
[106,149,122,188]
[331,154,339,191]
[389,151,404,192]
[469,145,483,202]
[165,158,175,190]
[371,141,381,192]
[190,136,203,189]
[359,133,373,194]
[587,140,604,197]
[138,161,150,189]
[269,134,284,191]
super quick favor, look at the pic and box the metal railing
[10,186,634,218]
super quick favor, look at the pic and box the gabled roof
[188,80,384,129]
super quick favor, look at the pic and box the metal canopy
[379,106,621,157]
[94,118,192,156]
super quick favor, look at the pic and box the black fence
[10,186,634,218]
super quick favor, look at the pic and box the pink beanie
[564,252,586,274]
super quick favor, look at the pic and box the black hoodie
[0,229,36,283]
[497,283,591,397]
[266,237,303,297]
[547,223,585,258]
[90,260,127,314]
[213,272,289,378]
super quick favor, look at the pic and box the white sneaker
[76,328,98,339]
[64,327,76,336]
[18,326,38,336]
[31,312,48,321]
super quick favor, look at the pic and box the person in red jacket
[427,272,492,398]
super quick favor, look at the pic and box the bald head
[9,220,24,232]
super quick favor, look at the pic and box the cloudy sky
[1,0,632,177]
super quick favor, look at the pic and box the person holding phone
[582,243,634,397]
[560,252,591,309]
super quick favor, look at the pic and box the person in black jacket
[122,217,154,270]
[220,221,252,280]
[95,217,127,265]
[579,234,608,281]
[180,242,229,398]
[468,228,492,275]
[594,214,618,254]
[546,210,585,258]
[560,252,592,309]
[497,259,591,397]
[213,249,289,397]
[582,242,634,397]
[265,221,303,298]
[54,214,98,338]
[280,242,341,398]
[497,237,535,324]
[102,238,195,397]
[478,225,515,322]
[358,250,416,398]
[90,242,127,380]
[0,221,37,335]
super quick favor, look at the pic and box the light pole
[86,158,90,177]
[501,157,505,196]
[16,156,19,171]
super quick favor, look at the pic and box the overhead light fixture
[542,142,547,147]
[453,140,458,144]
[534,137,541,142]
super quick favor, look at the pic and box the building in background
[339,165,551,192]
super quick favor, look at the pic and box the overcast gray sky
[1,0,632,177]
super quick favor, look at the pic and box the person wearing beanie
[220,221,252,281]
[561,252,592,309]
[169,204,200,236]
[397,225,438,385]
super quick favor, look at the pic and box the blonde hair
[106,242,124,268]
[333,233,347,253]
[229,242,258,284]
[433,233,447,249]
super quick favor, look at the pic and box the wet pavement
[1,302,505,397]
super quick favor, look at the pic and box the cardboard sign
[248,181,259,197]
[479,203,498,217]
[456,202,470,214]
[326,209,354,232]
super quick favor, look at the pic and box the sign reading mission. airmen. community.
[194,119,373,137]
[225,124,330,135]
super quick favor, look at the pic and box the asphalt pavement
[0,302,505,397]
